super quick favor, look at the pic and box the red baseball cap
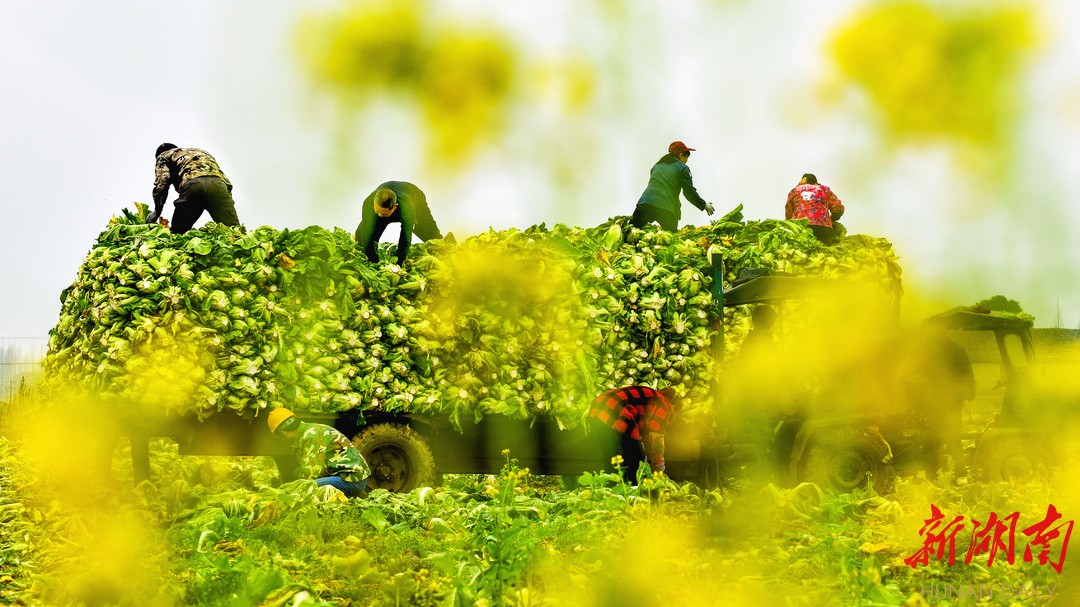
[669,141,696,155]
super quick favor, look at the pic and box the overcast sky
[2,0,1079,340]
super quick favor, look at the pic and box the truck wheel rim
[370,446,409,491]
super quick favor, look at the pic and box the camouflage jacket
[153,147,232,209]
[291,422,371,483]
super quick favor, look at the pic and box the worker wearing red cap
[631,141,715,231]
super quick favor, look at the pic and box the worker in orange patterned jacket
[588,385,676,483]
[785,173,845,245]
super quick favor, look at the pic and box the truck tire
[353,424,435,493]
[801,427,895,494]
[974,434,1049,482]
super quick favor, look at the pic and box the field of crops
[1,416,1078,607]
[8,211,1080,606]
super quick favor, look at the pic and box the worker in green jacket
[632,141,715,231]
[355,181,444,265]
[267,408,371,497]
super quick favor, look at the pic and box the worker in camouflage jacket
[149,143,241,234]
[267,408,371,497]
[785,173,845,245]
[632,141,715,231]
[355,181,445,266]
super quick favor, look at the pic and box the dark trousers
[171,176,240,234]
[809,224,836,245]
[631,204,678,232]
[619,429,647,483]
[591,419,647,484]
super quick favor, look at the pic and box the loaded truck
[121,269,1047,494]
[51,206,1053,494]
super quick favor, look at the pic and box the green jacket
[635,154,708,221]
[291,422,371,483]
[354,181,443,265]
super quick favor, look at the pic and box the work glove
[704,203,715,216]
[146,210,161,224]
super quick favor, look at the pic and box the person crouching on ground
[267,408,371,497]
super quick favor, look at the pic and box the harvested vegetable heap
[40,206,901,427]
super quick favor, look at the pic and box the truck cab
[710,270,902,493]
[922,306,1056,481]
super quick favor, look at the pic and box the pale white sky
[2,0,1079,339]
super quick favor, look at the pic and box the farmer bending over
[267,408,371,497]
[149,143,240,234]
[589,385,676,483]
[355,181,446,265]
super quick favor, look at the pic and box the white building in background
[0,338,48,402]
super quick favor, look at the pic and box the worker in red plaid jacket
[589,385,676,482]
